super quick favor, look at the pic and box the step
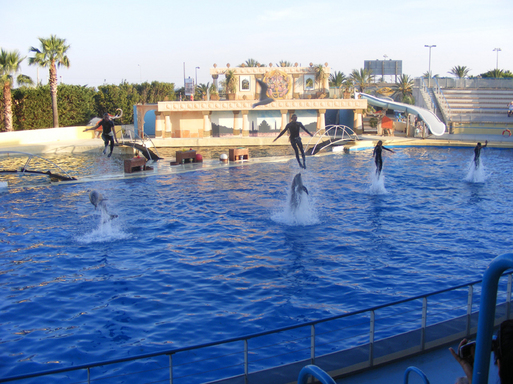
[450,108,506,114]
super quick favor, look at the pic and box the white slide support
[359,93,446,136]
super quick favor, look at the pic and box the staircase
[442,89,513,122]
[430,86,513,134]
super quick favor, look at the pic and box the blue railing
[1,270,511,383]
[403,366,430,384]
[473,253,513,384]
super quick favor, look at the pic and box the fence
[2,273,511,384]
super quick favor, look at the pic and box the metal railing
[432,78,453,125]
[419,78,437,115]
[0,151,77,182]
[2,271,511,384]
[433,78,513,89]
[304,124,359,155]
[118,126,161,160]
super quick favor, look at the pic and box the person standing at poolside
[273,114,313,169]
[373,140,395,176]
[473,140,487,168]
[84,113,117,157]
[508,101,513,117]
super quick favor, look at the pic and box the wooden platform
[176,150,197,163]
[124,157,147,173]
[229,148,249,161]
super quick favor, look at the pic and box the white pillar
[280,110,288,130]
[203,111,212,137]
[242,111,249,137]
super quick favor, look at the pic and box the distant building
[364,60,402,82]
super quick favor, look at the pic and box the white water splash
[369,166,387,195]
[77,209,131,243]
[464,156,488,183]
[271,177,320,226]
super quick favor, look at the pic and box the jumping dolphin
[252,79,274,108]
[289,173,309,210]
[89,190,118,222]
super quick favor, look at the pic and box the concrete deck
[2,133,513,156]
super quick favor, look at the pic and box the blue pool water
[1,146,513,379]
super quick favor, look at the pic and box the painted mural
[262,69,291,100]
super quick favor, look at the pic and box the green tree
[222,69,237,94]
[480,69,513,78]
[314,64,329,93]
[9,84,95,130]
[448,65,471,78]
[392,74,415,104]
[95,82,139,124]
[329,71,346,98]
[0,49,33,131]
[350,68,374,93]
[241,58,262,67]
[423,71,439,79]
[329,71,346,88]
[276,60,293,67]
[195,82,210,100]
[146,81,175,102]
[29,35,71,127]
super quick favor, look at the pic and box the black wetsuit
[97,119,115,155]
[276,121,312,169]
[474,143,487,167]
[373,144,393,175]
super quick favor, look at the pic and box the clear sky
[2,0,511,89]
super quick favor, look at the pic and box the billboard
[364,60,402,77]
[185,77,195,96]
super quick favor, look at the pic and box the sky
[2,0,512,89]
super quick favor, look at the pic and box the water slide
[359,93,446,136]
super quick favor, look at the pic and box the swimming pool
[1,146,512,379]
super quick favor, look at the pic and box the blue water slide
[359,93,446,136]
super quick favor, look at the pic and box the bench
[176,150,197,164]
[229,148,249,161]
[124,157,147,173]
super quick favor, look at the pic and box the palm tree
[423,71,439,79]
[329,71,346,87]
[329,71,346,98]
[195,82,210,100]
[276,60,293,68]
[350,68,374,93]
[29,35,71,127]
[448,65,471,78]
[392,74,415,104]
[0,49,33,132]
[314,64,329,94]
[342,78,354,98]
[241,58,261,67]
[221,69,237,97]
[481,69,505,78]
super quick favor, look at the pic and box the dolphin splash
[89,190,118,222]
[289,173,309,210]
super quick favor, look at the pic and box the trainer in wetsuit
[473,140,487,167]
[373,140,395,175]
[84,113,116,157]
[273,114,313,169]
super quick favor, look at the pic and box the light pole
[493,48,501,70]
[424,45,436,87]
